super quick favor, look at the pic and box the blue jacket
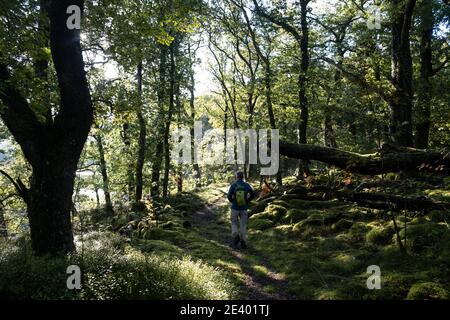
[227,179,255,210]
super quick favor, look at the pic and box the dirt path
[192,188,296,300]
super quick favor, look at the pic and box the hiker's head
[236,171,244,180]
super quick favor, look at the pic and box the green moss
[264,204,287,221]
[349,222,372,237]
[141,228,177,240]
[249,219,273,230]
[429,210,448,223]
[410,216,427,224]
[281,209,309,224]
[365,273,412,300]
[318,289,349,300]
[406,282,449,300]
[297,211,342,228]
[366,225,395,246]
[398,222,449,255]
[134,239,183,255]
[331,219,354,232]
[249,212,270,220]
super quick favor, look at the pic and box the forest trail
[192,186,296,300]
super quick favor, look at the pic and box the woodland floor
[67,173,450,300]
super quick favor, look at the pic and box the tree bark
[415,0,434,149]
[0,0,93,255]
[121,122,135,199]
[150,45,167,198]
[94,133,114,214]
[279,140,449,175]
[135,61,147,203]
[389,0,416,147]
[162,41,177,200]
[188,43,201,188]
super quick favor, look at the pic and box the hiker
[227,171,255,249]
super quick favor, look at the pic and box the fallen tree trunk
[279,141,450,175]
[337,191,448,213]
[283,184,448,213]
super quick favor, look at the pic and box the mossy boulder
[410,216,427,224]
[249,218,273,230]
[299,211,342,227]
[249,212,270,220]
[365,273,412,300]
[281,209,309,224]
[341,222,372,242]
[366,225,395,246]
[429,210,448,223]
[398,222,449,255]
[406,282,449,300]
[161,221,175,229]
[331,219,354,232]
[264,204,287,221]
[248,201,269,215]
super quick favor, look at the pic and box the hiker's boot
[232,234,240,249]
[240,239,247,249]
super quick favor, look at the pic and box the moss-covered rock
[406,282,449,300]
[340,222,373,243]
[249,219,273,230]
[281,209,309,224]
[398,222,449,255]
[264,204,287,221]
[429,210,448,223]
[331,219,354,232]
[366,225,395,246]
[249,212,270,220]
[299,211,342,227]
[410,216,427,224]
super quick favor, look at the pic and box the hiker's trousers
[231,209,248,241]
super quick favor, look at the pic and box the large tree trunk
[264,64,283,186]
[415,0,434,149]
[389,0,416,147]
[162,42,177,200]
[135,61,147,203]
[279,140,449,175]
[188,43,201,188]
[95,133,113,214]
[150,141,163,198]
[0,1,93,255]
[150,45,167,199]
[298,0,309,147]
[28,164,77,254]
[121,122,135,199]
